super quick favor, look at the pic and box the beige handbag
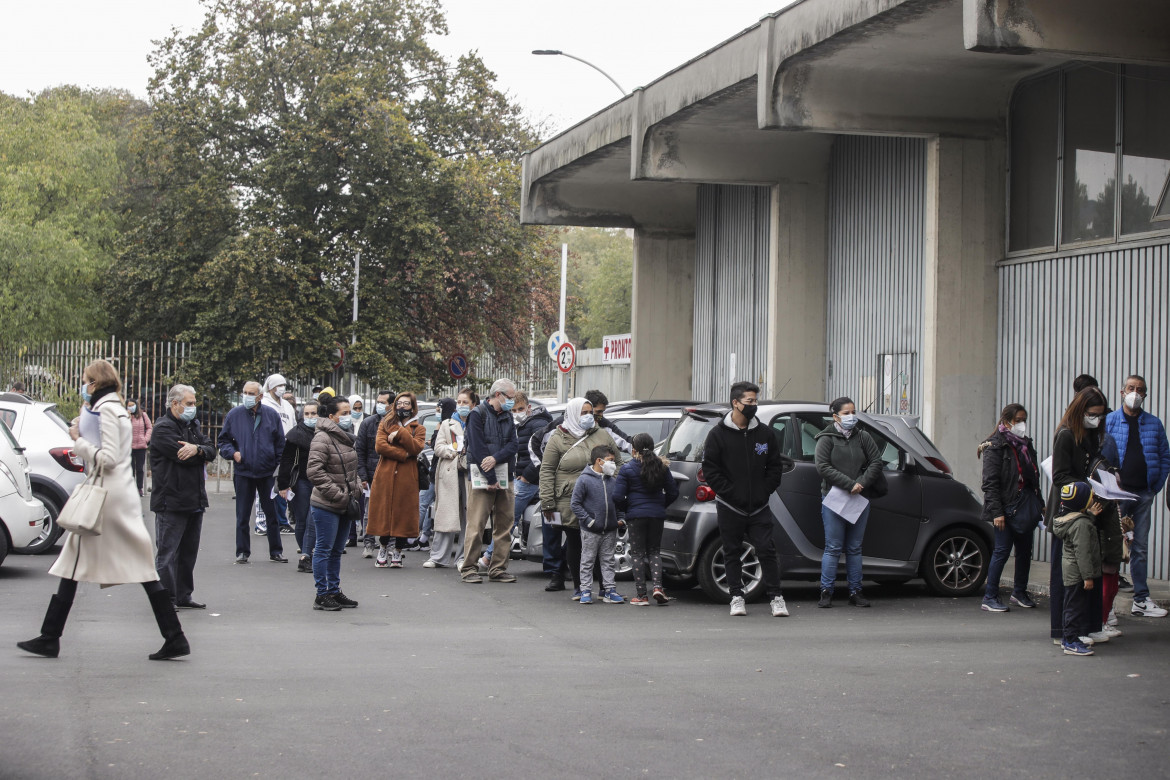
[57,464,107,536]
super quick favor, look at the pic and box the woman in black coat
[977,403,1042,612]
[279,400,319,572]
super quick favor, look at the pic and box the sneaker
[848,590,870,608]
[1078,636,1095,646]
[254,527,266,536]
[374,547,389,568]
[279,525,295,535]
[1118,576,1133,592]
[571,590,584,601]
[235,553,249,564]
[477,554,491,572]
[630,596,650,606]
[579,591,593,605]
[818,589,833,608]
[489,571,517,583]
[461,572,483,584]
[729,595,747,617]
[770,596,789,617]
[332,592,359,609]
[1131,598,1169,617]
[1086,630,1110,644]
[545,577,566,592]
[1061,639,1094,656]
[297,556,311,572]
[422,559,438,569]
[1010,592,1037,609]
[389,549,403,568]
[981,597,1010,613]
[1106,609,1118,627]
[601,590,625,604]
[1100,624,1123,638]
[362,542,375,559]
[313,594,342,612]
[652,587,668,605]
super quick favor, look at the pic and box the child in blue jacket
[570,445,624,605]
[613,433,680,605]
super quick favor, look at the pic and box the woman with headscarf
[538,397,619,598]
[425,396,467,567]
[366,391,427,568]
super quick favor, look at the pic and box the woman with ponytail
[612,433,679,606]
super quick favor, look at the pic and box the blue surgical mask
[838,413,857,430]
[375,403,387,416]
[456,406,470,419]
[303,417,317,428]
[80,383,92,402]
[338,416,353,430]
[243,395,257,409]
[502,396,515,411]
[351,411,363,420]
[180,406,197,422]
[579,414,595,430]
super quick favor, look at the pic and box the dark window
[794,413,834,461]
[770,415,795,457]
[1009,74,1059,251]
[1121,65,1170,235]
[1062,65,1118,244]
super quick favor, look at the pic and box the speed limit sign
[555,342,576,373]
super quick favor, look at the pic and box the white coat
[49,394,159,586]
[431,418,466,534]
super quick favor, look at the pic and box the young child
[613,433,680,606]
[1051,481,1104,656]
[570,445,624,605]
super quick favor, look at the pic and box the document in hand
[822,486,869,525]
[469,464,510,490]
[1040,456,1053,481]
[545,511,563,527]
[1090,468,1139,501]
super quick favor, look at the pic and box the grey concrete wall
[569,348,631,403]
[631,231,696,400]
[922,136,1004,491]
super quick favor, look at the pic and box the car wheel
[612,524,633,578]
[921,528,989,597]
[17,490,64,555]
[696,539,764,603]
[0,524,8,567]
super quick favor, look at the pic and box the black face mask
[396,408,412,421]
[737,402,757,421]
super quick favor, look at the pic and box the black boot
[147,588,190,660]
[17,594,73,658]
[544,574,566,592]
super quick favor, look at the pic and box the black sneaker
[544,576,566,592]
[297,556,312,572]
[313,594,342,611]
[279,525,295,535]
[332,592,359,608]
[1118,576,1133,592]
[818,589,833,608]
[848,590,870,608]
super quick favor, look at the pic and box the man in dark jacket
[219,381,287,564]
[151,384,217,608]
[459,378,520,583]
[354,389,391,557]
[702,381,789,618]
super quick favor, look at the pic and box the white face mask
[601,460,617,477]
[1124,392,1145,411]
[1084,415,1101,429]
[1010,422,1027,437]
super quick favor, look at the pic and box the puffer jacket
[538,426,619,529]
[1104,408,1170,493]
[516,402,553,481]
[306,417,360,513]
[1051,510,1102,586]
[571,467,620,534]
[979,430,1042,524]
[612,458,679,519]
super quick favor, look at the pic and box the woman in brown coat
[367,391,426,568]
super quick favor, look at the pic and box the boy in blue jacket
[571,445,624,605]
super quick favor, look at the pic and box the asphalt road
[2,494,1168,779]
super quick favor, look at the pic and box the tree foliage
[562,227,633,349]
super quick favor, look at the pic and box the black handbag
[861,469,888,500]
[1005,490,1042,534]
[417,452,430,491]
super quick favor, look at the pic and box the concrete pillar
[767,181,828,401]
[630,230,696,399]
[922,136,1004,490]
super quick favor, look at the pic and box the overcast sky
[0,0,794,135]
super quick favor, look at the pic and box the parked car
[658,402,992,602]
[0,392,86,554]
[0,419,49,567]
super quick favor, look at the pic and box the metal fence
[431,348,559,400]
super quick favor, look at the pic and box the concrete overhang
[521,0,1170,227]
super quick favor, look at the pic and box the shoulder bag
[57,462,107,536]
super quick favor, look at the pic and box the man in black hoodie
[702,381,789,618]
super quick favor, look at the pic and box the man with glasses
[1105,374,1170,618]
[459,378,520,584]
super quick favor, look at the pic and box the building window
[1009,75,1058,251]
[1061,65,1117,244]
[1122,65,1170,235]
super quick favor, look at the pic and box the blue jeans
[984,524,1034,600]
[1120,490,1155,601]
[274,493,290,526]
[309,506,349,596]
[289,478,313,552]
[820,504,869,593]
[418,483,435,542]
[514,479,539,528]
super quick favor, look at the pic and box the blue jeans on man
[1121,490,1155,602]
[235,474,281,558]
[309,506,350,596]
[820,504,869,593]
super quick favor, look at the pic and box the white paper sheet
[1040,456,1053,481]
[469,463,510,490]
[1090,468,1139,501]
[822,486,869,525]
[544,511,563,527]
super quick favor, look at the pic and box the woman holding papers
[814,397,883,608]
[976,403,1043,613]
[426,397,467,567]
[367,391,427,568]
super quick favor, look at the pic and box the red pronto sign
[602,333,631,364]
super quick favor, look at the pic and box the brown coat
[365,415,426,538]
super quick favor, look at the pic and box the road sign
[447,353,470,380]
[601,333,632,364]
[556,342,576,373]
[546,330,567,360]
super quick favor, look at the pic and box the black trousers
[1050,536,1103,638]
[131,449,148,492]
[716,503,783,599]
[156,511,204,602]
[1062,581,1090,642]
[560,527,583,590]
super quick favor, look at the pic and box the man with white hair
[219,380,287,563]
[256,374,297,536]
[458,378,520,583]
[150,384,216,608]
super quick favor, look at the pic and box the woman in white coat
[17,359,190,661]
[424,396,467,568]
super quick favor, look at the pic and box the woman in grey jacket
[814,397,883,608]
[306,394,361,612]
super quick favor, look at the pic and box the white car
[0,392,86,553]
[0,420,49,567]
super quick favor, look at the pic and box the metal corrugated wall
[998,242,1170,577]
[825,137,927,413]
[692,184,771,401]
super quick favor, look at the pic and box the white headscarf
[348,394,364,414]
[560,397,590,439]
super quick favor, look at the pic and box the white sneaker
[374,546,389,568]
[422,559,438,569]
[1086,630,1110,643]
[1078,635,1095,646]
[770,596,789,617]
[1106,609,1118,627]
[729,595,747,616]
[1100,624,1123,638]
[362,541,375,559]
[1131,598,1169,618]
[477,554,491,572]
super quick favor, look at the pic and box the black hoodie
[701,412,787,516]
[518,402,554,481]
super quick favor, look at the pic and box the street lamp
[531,50,626,95]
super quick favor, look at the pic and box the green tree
[562,227,633,349]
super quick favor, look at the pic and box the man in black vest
[459,378,520,583]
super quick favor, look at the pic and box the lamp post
[531,50,626,95]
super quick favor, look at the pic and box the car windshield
[664,413,719,462]
[43,406,70,433]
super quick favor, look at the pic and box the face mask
[1010,422,1027,438]
[351,411,363,420]
[338,416,353,430]
[243,395,257,409]
[272,386,285,398]
[1084,415,1101,429]
[737,402,758,421]
[601,460,617,477]
[303,417,317,428]
[396,408,412,421]
[513,410,528,424]
[838,413,858,430]
[502,396,515,412]
[180,406,197,422]
[579,414,596,430]
[1125,392,1145,411]
[127,404,137,414]
[80,383,92,402]
[456,406,470,419]
[376,403,387,416]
